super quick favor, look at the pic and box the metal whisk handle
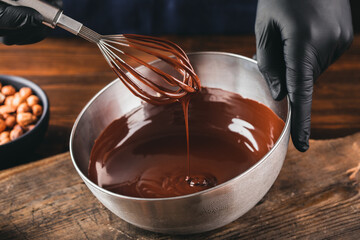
[0,0,101,43]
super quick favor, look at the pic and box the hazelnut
[17,102,31,113]
[32,104,43,117]
[17,112,34,126]
[10,128,23,140]
[0,119,5,132]
[1,85,16,96]
[26,95,39,107]
[4,96,14,106]
[0,105,16,115]
[13,124,23,131]
[26,125,36,132]
[0,137,10,145]
[0,131,9,140]
[0,93,5,105]
[19,87,32,99]
[5,115,16,128]
[12,93,25,108]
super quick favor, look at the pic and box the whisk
[1,0,200,104]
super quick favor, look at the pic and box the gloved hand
[255,0,353,152]
[0,0,62,45]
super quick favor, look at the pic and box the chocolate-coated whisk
[99,34,200,104]
[1,0,200,104]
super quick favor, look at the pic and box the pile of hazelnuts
[0,82,43,145]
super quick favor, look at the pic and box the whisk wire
[117,41,198,91]
[97,34,200,104]
[99,42,186,101]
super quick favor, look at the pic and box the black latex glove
[0,0,62,45]
[255,0,353,152]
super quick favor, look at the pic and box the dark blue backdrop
[53,0,257,36]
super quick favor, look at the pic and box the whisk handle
[0,0,62,28]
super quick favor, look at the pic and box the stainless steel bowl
[70,52,291,234]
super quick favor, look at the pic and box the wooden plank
[1,133,360,239]
[1,36,360,164]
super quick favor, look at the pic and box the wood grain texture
[0,133,360,239]
[0,35,359,164]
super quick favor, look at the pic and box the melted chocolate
[89,88,284,198]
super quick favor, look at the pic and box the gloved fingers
[0,5,43,30]
[290,99,312,152]
[255,21,287,101]
[0,4,50,45]
[1,25,49,45]
[333,2,354,62]
[285,64,314,152]
[331,27,354,66]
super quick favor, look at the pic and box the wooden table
[0,35,359,162]
[0,35,360,239]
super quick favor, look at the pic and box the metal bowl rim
[69,51,291,202]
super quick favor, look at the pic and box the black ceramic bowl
[0,75,50,169]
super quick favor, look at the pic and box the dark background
[53,0,359,36]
